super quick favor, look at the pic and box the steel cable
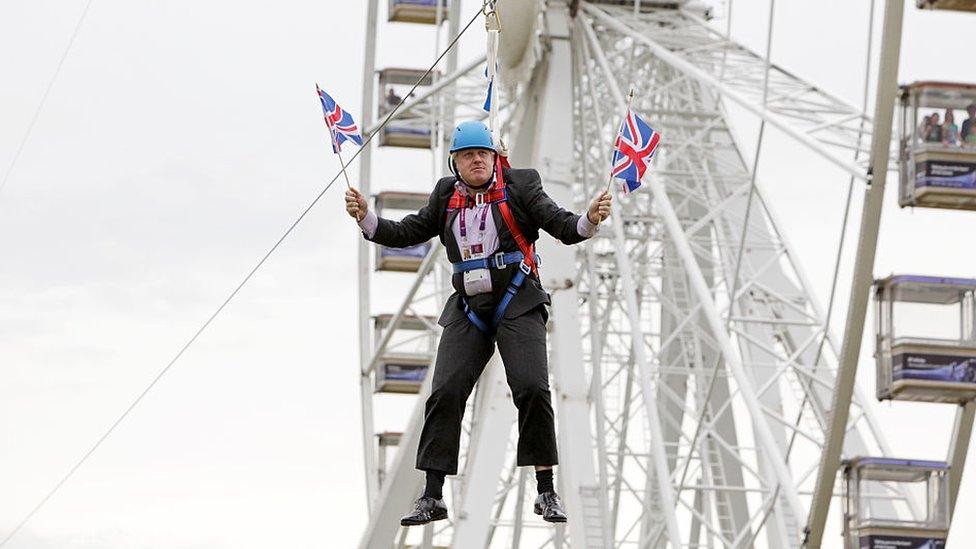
[0,0,96,200]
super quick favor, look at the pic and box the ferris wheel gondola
[373,191,433,272]
[377,68,438,149]
[898,81,976,210]
[916,0,976,11]
[372,313,437,394]
[874,275,976,403]
[388,0,450,24]
[842,457,950,549]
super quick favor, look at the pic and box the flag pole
[605,87,636,193]
[322,97,358,220]
[324,117,353,191]
[333,147,361,220]
[336,149,353,190]
[324,112,361,218]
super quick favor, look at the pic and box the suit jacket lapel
[443,208,461,261]
[490,202,514,252]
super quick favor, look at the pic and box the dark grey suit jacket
[363,168,589,327]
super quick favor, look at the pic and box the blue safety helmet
[449,120,495,153]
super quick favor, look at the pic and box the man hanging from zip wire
[344,120,612,526]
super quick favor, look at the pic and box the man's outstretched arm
[345,186,440,248]
[522,170,610,245]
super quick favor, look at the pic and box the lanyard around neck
[458,200,491,247]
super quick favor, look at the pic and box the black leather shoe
[400,496,448,526]
[533,491,568,523]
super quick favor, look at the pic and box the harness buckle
[475,192,487,207]
[493,252,506,270]
[519,260,532,276]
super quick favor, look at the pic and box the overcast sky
[1,1,974,547]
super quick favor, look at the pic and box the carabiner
[483,0,501,31]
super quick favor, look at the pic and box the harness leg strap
[462,297,492,334]
[460,263,532,336]
[490,262,531,329]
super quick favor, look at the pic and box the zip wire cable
[0,0,95,200]
[0,4,487,546]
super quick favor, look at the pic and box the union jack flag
[611,109,661,193]
[316,84,363,153]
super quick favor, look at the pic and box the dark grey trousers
[416,304,558,475]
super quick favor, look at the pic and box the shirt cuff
[358,209,378,239]
[577,213,600,238]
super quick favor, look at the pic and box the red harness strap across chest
[445,156,538,276]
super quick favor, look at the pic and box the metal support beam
[803,1,905,546]
[947,402,975,519]
[357,0,380,515]
[451,357,516,547]
[513,5,608,547]
[512,468,528,548]
[650,181,806,527]
[578,15,684,548]
[357,374,431,549]
[581,4,869,183]
[575,27,613,526]
[581,7,806,533]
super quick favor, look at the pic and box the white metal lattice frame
[357,2,908,548]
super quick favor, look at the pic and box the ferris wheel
[352,1,976,548]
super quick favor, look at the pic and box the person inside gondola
[918,113,932,144]
[386,87,402,107]
[961,103,976,146]
[942,109,960,147]
[922,112,943,143]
